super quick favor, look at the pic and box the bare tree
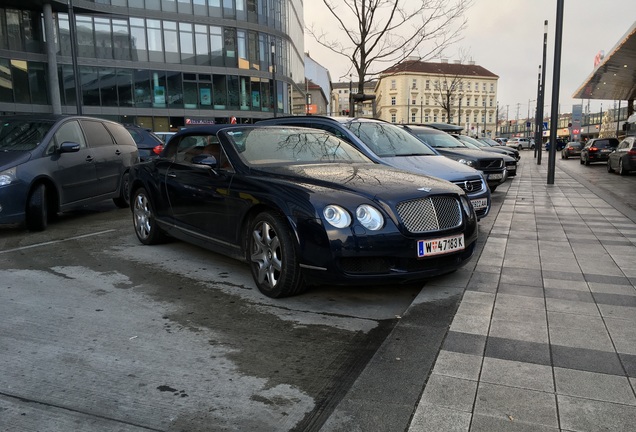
[307,0,473,95]
[429,51,472,123]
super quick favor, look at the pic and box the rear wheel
[619,158,627,176]
[584,156,590,166]
[607,161,614,173]
[132,187,167,245]
[249,211,306,298]
[562,152,567,159]
[113,172,131,208]
[25,184,48,231]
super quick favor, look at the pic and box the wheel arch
[241,204,303,261]
[26,176,59,216]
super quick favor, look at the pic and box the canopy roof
[572,21,636,101]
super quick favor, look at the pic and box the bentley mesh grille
[396,196,462,234]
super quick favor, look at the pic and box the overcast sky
[304,0,635,119]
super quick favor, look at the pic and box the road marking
[0,229,116,254]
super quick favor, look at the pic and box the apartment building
[375,59,499,137]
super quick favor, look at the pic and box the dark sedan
[129,125,479,298]
[125,124,165,161]
[402,125,507,192]
[0,115,138,230]
[561,142,582,159]
[580,138,619,165]
[607,136,636,175]
[453,134,518,177]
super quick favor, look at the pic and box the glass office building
[0,0,304,131]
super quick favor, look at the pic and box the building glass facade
[0,0,304,131]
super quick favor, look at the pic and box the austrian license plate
[418,234,465,258]
[470,198,488,210]
[488,173,503,180]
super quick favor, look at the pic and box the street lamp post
[537,20,548,165]
[547,2,564,185]
[420,96,423,123]
[271,41,276,117]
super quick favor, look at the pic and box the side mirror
[59,142,81,153]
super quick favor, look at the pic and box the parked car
[454,134,518,177]
[153,131,176,144]
[494,137,508,145]
[561,142,582,159]
[456,135,517,177]
[130,125,479,298]
[607,136,636,175]
[124,124,165,161]
[580,138,620,165]
[0,115,138,231]
[258,116,492,219]
[479,137,521,161]
[401,125,507,192]
[506,137,535,150]
[545,138,567,152]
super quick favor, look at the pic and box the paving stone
[420,374,477,412]
[480,357,554,392]
[558,395,636,432]
[554,367,636,405]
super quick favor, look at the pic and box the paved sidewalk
[408,158,636,431]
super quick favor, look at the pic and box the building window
[411,99,416,105]
[467,82,471,91]
[425,114,430,122]
[412,79,417,89]
[425,80,430,90]
[433,114,438,122]
[490,83,494,92]
[391,79,396,89]
[483,82,487,92]
[466,98,470,107]
[425,96,430,105]
[391,113,396,123]
[391,96,396,105]
[411,113,416,122]
[489,98,493,107]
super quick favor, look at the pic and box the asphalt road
[0,198,460,431]
[2,151,633,432]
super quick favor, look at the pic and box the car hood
[380,155,482,182]
[257,163,462,200]
[0,151,31,170]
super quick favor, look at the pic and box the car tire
[531,145,535,150]
[25,184,48,231]
[490,185,497,192]
[132,187,168,245]
[562,152,567,159]
[580,157,584,165]
[607,161,614,173]
[619,159,627,176]
[518,145,522,151]
[585,157,590,166]
[113,171,131,208]
[249,211,306,298]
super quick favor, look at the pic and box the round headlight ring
[323,205,352,228]
[356,204,384,231]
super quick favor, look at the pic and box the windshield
[457,135,485,149]
[0,119,55,151]
[344,121,437,157]
[409,128,466,149]
[224,127,372,166]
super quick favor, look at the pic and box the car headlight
[457,158,475,167]
[356,204,384,231]
[323,205,352,228]
[0,167,17,186]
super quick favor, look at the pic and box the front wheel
[249,212,306,298]
[585,157,590,166]
[490,185,497,192]
[619,159,627,176]
[25,184,48,231]
[132,187,167,245]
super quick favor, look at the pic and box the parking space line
[0,229,116,254]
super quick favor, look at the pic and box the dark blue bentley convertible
[129,125,478,298]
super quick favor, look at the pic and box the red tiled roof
[382,60,498,78]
